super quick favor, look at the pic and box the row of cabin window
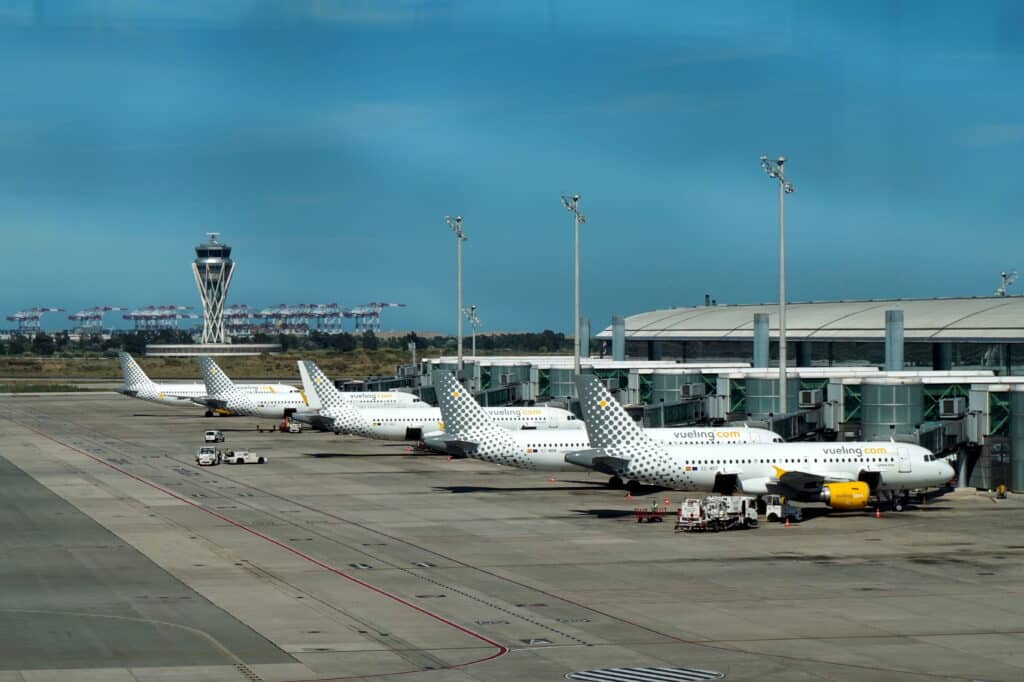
[373,415,543,422]
[683,457,897,465]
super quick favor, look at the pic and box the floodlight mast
[445,216,467,373]
[464,304,480,358]
[561,193,586,376]
[996,271,1018,297]
[760,155,795,418]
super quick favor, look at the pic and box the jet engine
[819,481,870,510]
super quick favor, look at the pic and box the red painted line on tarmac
[19,423,508,679]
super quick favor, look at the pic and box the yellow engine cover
[821,481,870,510]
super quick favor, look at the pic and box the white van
[204,430,225,443]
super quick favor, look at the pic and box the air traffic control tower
[145,233,279,356]
[192,233,234,344]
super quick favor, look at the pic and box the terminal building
[594,296,1024,373]
[396,297,1024,492]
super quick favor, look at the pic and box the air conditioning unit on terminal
[680,382,705,399]
[939,397,967,419]
[799,389,823,408]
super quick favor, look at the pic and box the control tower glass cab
[192,232,235,344]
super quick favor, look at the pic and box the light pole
[760,155,795,415]
[463,304,480,358]
[445,215,467,373]
[561,193,586,376]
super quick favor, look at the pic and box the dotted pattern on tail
[573,375,673,484]
[435,372,529,469]
[303,361,371,436]
[119,352,153,388]
[198,356,237,397]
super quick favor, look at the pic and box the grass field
[0,349,414,381]
[0,383,99,393]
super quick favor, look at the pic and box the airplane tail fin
[433,371,498,436]
[302,361,369,435]
[573,374,661,459]
[198,356,236,397]
[118,352,154,388]
[302,361,348,410]
[296,360,323,411]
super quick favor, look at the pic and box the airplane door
[898,447,911,473]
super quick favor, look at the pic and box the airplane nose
[941,461,955,482]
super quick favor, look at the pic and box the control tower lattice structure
[192,233,235,344]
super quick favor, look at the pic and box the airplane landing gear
[608,475,624,489]
[205,410,214,417]
[882,490,909,512]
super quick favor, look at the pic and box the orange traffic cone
[626,490,633,500]
[875,507,881,519]
[549,477,555,484]
[664,498,670,507]
[784,517,791,528]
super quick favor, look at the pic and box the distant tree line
[0,329,190,357]
[0,328,574,357]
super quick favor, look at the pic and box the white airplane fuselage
[453,426,780,472]
[331,405,584,440]
[621,442,954,496]
[221,391,310,419]
[124,382,298,408]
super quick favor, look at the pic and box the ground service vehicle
[223,450,266,465]
[764,494,803,523]
[195,446,221,466]
[204,430,225,443]
[675,496,757,532]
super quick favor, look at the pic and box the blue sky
[2,1,1023,333]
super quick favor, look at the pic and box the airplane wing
[444,440,478,458]
[772,467,859,493]
[191,397,229,409]
[773,468,826,493]
[160,394,197,402]
[564,448,630,475]
[291,411,335,432]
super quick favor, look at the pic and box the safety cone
[626,491,633,500]
[664,498,670,507]
[447,455,453,462]
[784,517,791,528]
[875,506,881,519]
[549,477,555,484]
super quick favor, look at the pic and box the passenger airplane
[117,352,299,414]
[293,361,423,430]
[434,371,780,486]
[297,360,584,441]
[568,375,955,511]
[198,356,308,419]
